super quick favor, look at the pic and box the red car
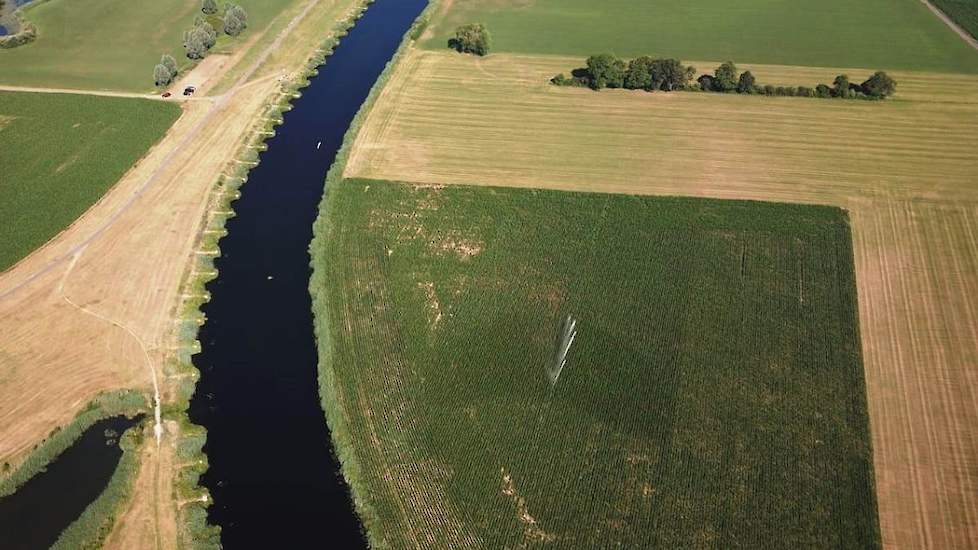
[161,92,172,98]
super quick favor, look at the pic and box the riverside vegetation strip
[312,179,879,548]
[0,91,179,271]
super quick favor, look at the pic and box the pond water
[187,0,428,547]
[0,416,141,550]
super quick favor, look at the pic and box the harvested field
[345,48,978,548]
[421,0,978,73]
[315,179,879,548]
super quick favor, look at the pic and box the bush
[448,23,490,56]
[201,0,218,15]
[714,61,738,92]
[585,53,626,90]
[860,71,897,99]
[797,86,814,97]
[0,22,36,49]
[736,70,756,94]
[815,84,832,98]
[763,84,777,96]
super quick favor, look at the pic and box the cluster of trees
[183,1,248,60]
[698,61,897,99]
[552,54,696,91]
[153,54,180,87]
[552,55,897,100]
[448,23,491,56]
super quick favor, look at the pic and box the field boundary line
[918,0,978,51]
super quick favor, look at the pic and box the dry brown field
[346,48,978,549]
[0,0,364,545]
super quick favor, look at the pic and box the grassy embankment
[312,179,879,548]
[0,91,180,272]
[0,0,305,91]
[166,1,380,547]
[931,0,978,39]
[422,0,978,73]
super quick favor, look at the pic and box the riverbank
[168,1,384,546]
[308,1,435,546]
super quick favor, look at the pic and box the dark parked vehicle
[161,91,172,98]
[183,86,196,96]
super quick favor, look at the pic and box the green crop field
[0,0,302,91]
[0,92,180,271]
[422,0,978,73]
[932,0,978,39]
[313,178,880,548]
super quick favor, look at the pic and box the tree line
[154,0,249,87]
[552,54,897,100]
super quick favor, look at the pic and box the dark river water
[188,0,427,547]
[0,416,140,550]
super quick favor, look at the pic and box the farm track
[918,0,978,52]
[346,49,978,549]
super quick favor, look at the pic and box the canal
[188,0,428,547]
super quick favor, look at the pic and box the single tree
[154,63,173,86]
[647,58,690,91]
[625,56,654,90]
[585,53,625,90]
[448,23,491,56]
[714,61,738,92]
[184,27,209,59]
[860,71,896,99]
[736,70,756,94]
[833,74,851,98]
[199,20,217,48]
[202,0,218,15]
[224,4,248,35]
[161,54,178,76]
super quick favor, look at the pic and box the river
[187,0,428,547]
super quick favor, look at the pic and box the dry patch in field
[346,48,978,549]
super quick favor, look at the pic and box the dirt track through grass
[346,48,978,549]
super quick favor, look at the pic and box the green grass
[0,0,302,91]
[313,178,880,548]
[932,0,978,39]
[0,92,180,271]
[422,0,978,73]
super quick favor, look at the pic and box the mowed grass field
[0,0,303,90]
[0,92,180,271]
[313,179,879,548]
[347,48,978,548]
[422,0,978,73]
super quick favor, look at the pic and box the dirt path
[919,0,978,51]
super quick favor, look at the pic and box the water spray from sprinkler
[548,315,577,387]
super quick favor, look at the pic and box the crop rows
[314,179,879,548]
[0,91,179,271]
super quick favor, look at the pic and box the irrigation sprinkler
[548,315,577,387]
